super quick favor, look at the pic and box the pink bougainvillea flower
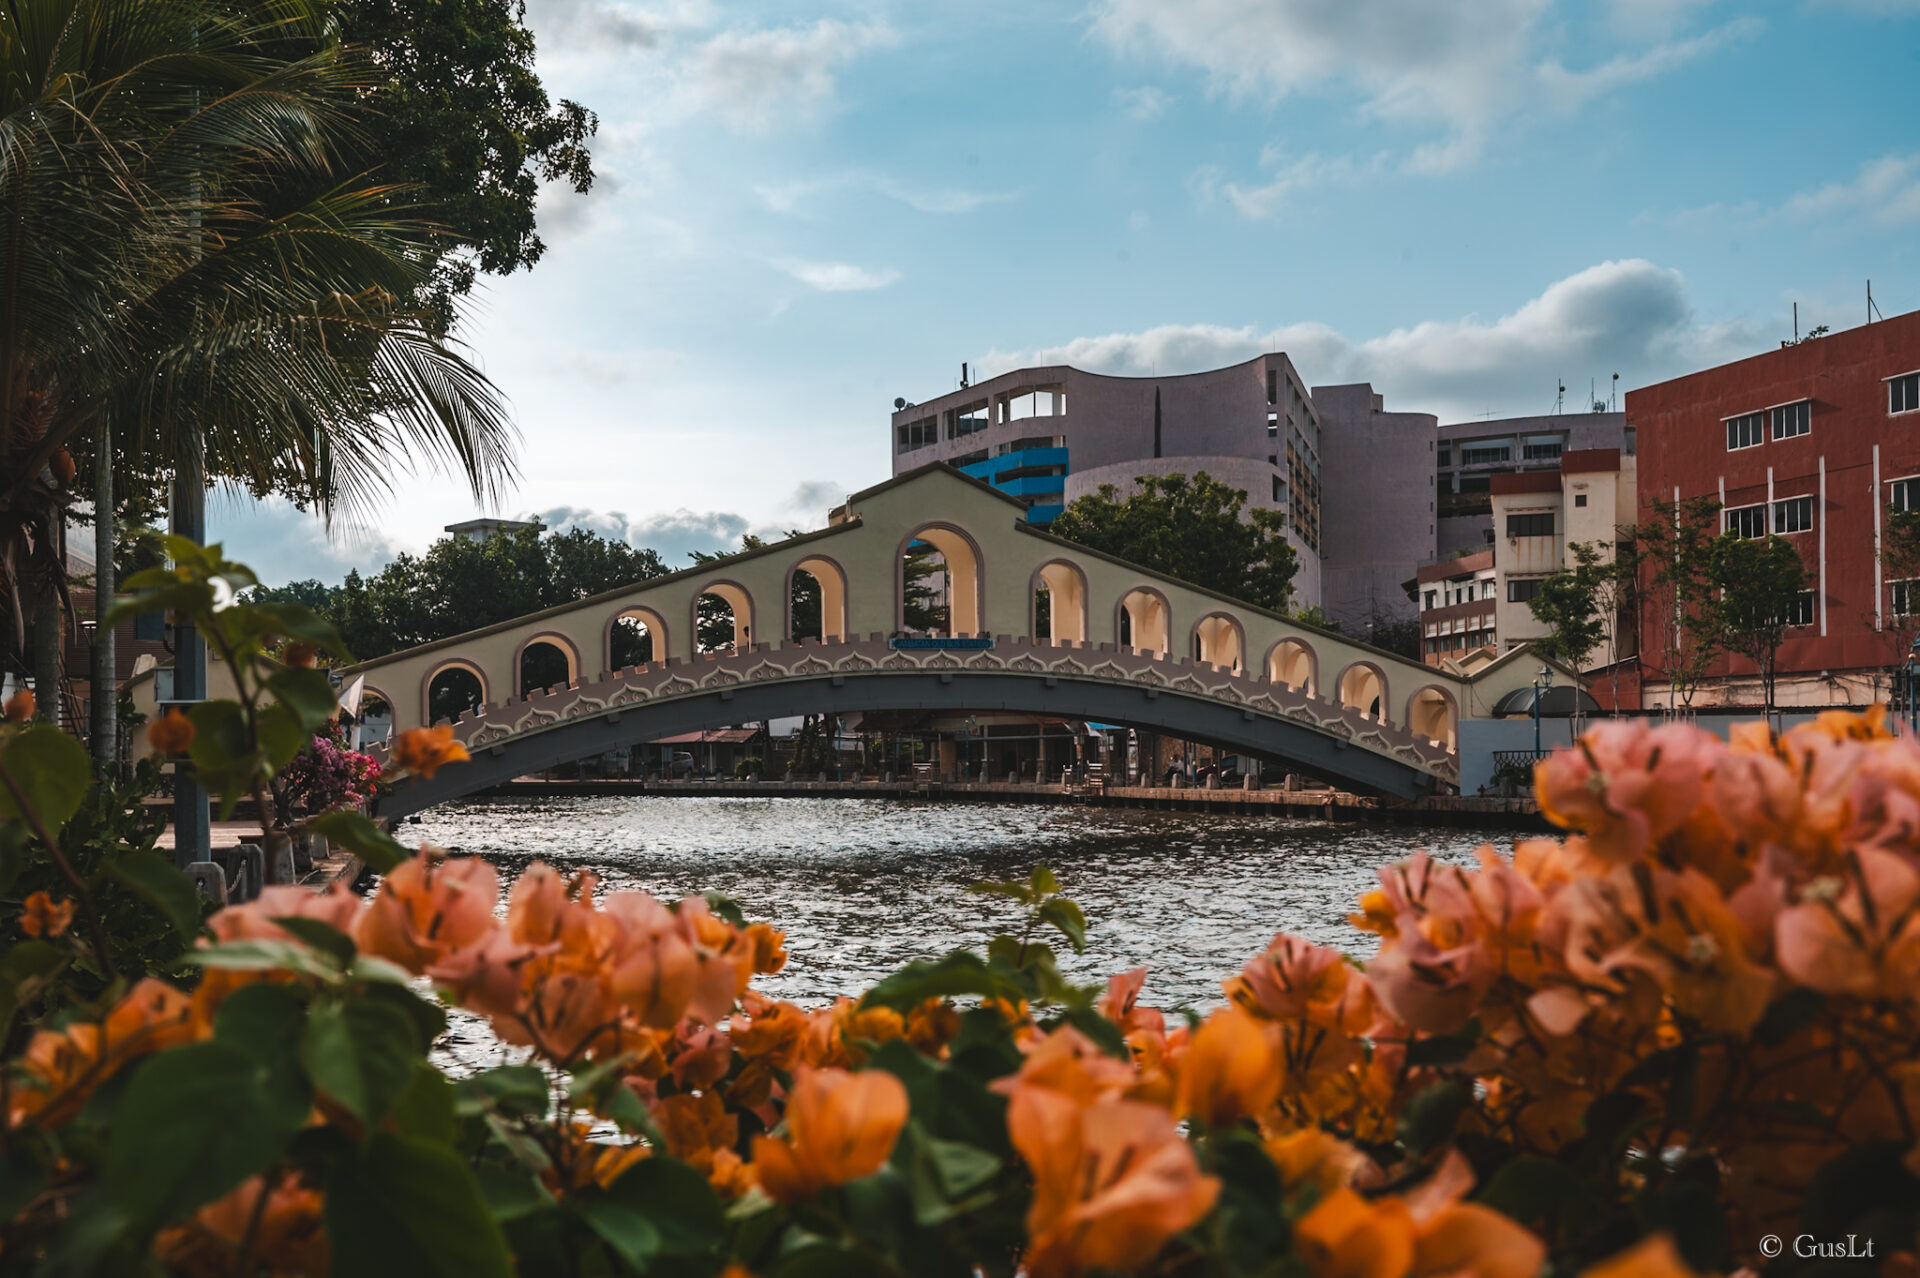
[1535,719,1716,863]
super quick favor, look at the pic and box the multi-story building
[1630,308,1920,707]
[1436,411,1630,558]
[1413,450,1636,669]
[1313,384,1437,628]
[891,356,1325,609]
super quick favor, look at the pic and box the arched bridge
[335,465,1562,808]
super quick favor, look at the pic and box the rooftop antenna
[1611,373,1619,412]
[1794,302,1799,342]
[1870,280,1885,324]
[960,361,969,389]
[1552,380,1565,415]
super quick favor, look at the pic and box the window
[1505,512,1555,538]
[1772,400,1811,440]
[1268,413,1279,438]
[1437,447,1451,466]
[1727,412,1765,450]
[1892,372,1920,416]
[1724,503,1767,539]
[896,416,939,453]
[1267,369,1277,406]
[949,401,989,440]
[1522,437,1563,460]
[1507,577,1543,603]
[1774,495,1813,534]
[1893,478,1920,512]
[1894,579,1920,617]
[1574,494,1588,508]
[1460,444,1511,465]
[1780,591,1816,628]
[1423,590,1437,611]
[1272,475,1282,502]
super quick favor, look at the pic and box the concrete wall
[1314,383,1437,628]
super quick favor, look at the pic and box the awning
[1490,685,1602,717]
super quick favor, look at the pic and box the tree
[0,0,522,756]
[1630,497,1723,709]
[247,526,668,661]
[1047,473,1300,613]
[1527,562,1605,670]
[1708,532,1811,717]
[1876,506,1920,708]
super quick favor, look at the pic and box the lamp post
[1533,664,1555,757]
[1907,638,1920,738]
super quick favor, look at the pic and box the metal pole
[170,466,211,868]
[1533,680,1542,758]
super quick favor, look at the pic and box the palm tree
[0,0,518,763]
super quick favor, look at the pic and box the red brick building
[1630,309,1920,707]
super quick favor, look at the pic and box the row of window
[1505,512,1555,538]
[1425,632,1493,655]
[1723,496,1813,539]
[1726,399,1813,451]
[1421,581,1496,610]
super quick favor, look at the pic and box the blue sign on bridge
[888,636,996,651]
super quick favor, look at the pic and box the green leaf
[301,998,423,1123]
[861,951,1023,1011]
[599,1156,725,1256]
[1051,1003,1130,1059]
[270,915,357,968]
[766,1243,889,1278]
[455,1065,551,1119]
[251,602,349,656]
[108,851,205,944]
[1036,897,1087,953]
[104,1040,311,1232]
[187,937,343,979]
[964,880,1034,905]
[0,940,67,1042]
[572,1195,660,1268]
[474,1163,553,1223]
[702,890,747,927]
[213,983,309,1063]
[267,667,344,733]
[325,1131,514,1278]
[255,703,314,775]
[1406,1020,1482,1068]
[1755,986,1825,1046]
[1028,865,1061,897]
[1477,1156,1591,1229]
[390,1064,460,1145]
[309,810,412,874]
[0,724,91,836]
[1398,1077,1470,1155]
[895,1123,1002,1226]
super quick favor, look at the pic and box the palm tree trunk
[29,511,60,726]
[90,428,115,773]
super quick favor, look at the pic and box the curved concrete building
[890,355,1323,609]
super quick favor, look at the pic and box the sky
[212,0,1920,586]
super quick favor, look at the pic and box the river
[408,796,1520,1038]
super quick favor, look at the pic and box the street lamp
[1907,638,1920,738]
[1533,664,1555,757]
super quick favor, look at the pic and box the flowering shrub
[276,720,382,815]
[9,541,1920,1276]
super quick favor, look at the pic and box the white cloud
[1200,148,1385,220]
[1809,0,1920,14]
[1784,153,1920,226]
[1113,85,1173,121]
[981,259,1766,423]
[207,493,405,586]
[681,19,898,131]
[784,480,844,514]
[1090,0,1759,172]
[780,260,901,292]
[755,174,1015,216]
[537,504,771,565]
[525,0,669,51]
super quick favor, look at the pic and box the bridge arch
[1031,559,1089,644]
[514,631,581,698]
[1406,684,1458,751]
[606,606,667,672]
[357,684,397,746]
[898,523,984,636]
[692,579,755,654]
[422,659,488,726]
[1116,586,1172,657]
[1265,638,1318,695]
[787,554,849,642]
[1189,611,1245,673]
[1335,660,1390,724]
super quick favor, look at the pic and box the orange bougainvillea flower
[354,851,499,973]
[1534,719,1716,864]
[1176,1005,1279,1128]
[154,1172,328,1278]
[1010,1087,1221,1278]
[750,1066,909,1203]
[1293,1188,1416,1278]
[3,687,33,721]
[390,724,470,779]
[19,891,74,938]
[1576,1234,1703,1278]
[10,978,197,1128]
[149,707,195,755]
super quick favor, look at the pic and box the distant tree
[1709,532,1811,717]
[1527,564,1604,670]
[1289,605,1341,634]
[1877,506,1920,706]
[1631,497,1723,709]
[1363,611,1421,660]
[1047,472,1300,612]
[247,527,669,662]
[901,544,946,634]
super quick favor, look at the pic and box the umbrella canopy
[1491,685,1603,717]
